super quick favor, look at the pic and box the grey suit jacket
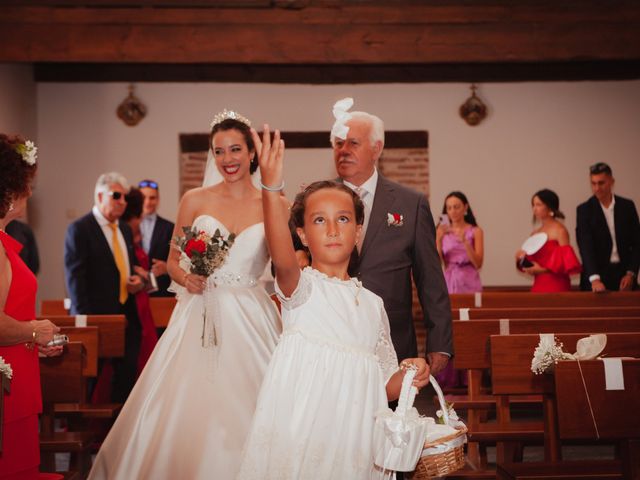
[348,174,453,361]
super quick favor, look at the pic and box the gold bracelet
[26,329,37,350]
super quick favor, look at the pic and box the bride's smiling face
[211,129,255,183]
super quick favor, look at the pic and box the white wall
[29,80,640,299]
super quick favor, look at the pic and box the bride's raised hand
[251,125,285,190]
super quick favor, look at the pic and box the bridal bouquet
[173,226,236,277]
[173,226,236,348]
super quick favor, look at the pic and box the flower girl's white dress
[89,215,282,480]
[237,267,399,479]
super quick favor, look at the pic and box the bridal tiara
[210,109,252,129]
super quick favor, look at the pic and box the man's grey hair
[330,111,385,150]
[94,172,129,205]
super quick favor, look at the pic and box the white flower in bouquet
[0,356,13,379]
[531,335,572,375]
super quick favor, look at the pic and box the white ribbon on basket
[373,367,429,477]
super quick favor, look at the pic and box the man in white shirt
[138,179,175,297]
[576,162,640,291]
[64,172,144,401]
[330,104,452,376]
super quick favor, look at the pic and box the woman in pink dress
[516,189,582,292]
[436,191,483,388]
[436,191,484,294]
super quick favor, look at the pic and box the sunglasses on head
[106,191,126,201]
[589,162,612,175]
[138,180,158,189]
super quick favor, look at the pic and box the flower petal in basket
[574,334,607,360]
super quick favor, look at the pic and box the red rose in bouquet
[173,226,236,277]
[185,238,207,257]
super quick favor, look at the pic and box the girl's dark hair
[441,191,478,226]
[290,181,365,229]
[0,134,38,218]
[122,187,144,222]
[532,188,565,220]
[209,118,258,174]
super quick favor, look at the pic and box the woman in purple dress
[436,191,484,294]
[435,191,484,388]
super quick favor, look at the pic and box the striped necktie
[108,223,128,304]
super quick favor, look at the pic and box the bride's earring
[8,203,14,212]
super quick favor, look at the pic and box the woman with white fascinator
[89,111,283,480]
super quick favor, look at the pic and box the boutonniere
[387,213,404,227]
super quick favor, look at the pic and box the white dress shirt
[589,196,620,283]
[344,168,378,250]
[140,213,157,254]
[92,205,131,275]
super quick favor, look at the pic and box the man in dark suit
[331,106,453,374]
[576,162,640,291]
[138,179,175,297]
[64,172,145,402]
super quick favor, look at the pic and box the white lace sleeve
[274,270,312,310]
[375,299,399,386]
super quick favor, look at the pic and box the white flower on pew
[531,335,572,375]
[0,356,12,379]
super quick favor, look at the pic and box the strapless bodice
[189,215,269,284]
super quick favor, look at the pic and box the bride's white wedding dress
[89,215,282,480]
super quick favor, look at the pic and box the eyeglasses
[589,162,612,175]
[106,191,126,201]
[138,180,158,189]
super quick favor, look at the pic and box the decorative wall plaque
[117,84,147,127]
[459,84,488,126]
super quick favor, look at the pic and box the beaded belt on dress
[282,329,374,358]
[208,271,258,288]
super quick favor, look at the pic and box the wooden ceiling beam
[1,4,639,64]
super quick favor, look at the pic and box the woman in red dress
[516,189,582,292]
[121,188,158,375]
[0,134,63,480]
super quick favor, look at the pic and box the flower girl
[237,127,430,479]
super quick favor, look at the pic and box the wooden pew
[41,299,70,315]
[59,326,99,377]
[496,356,640,479]
[148,296,177,328]
[450,291,640,309]
[38,315,126,358]
[39,342,94,476]
[554,359,639,480]
[491,333,640,459]
[52,326,122,420]
[451,317,640,470]
[452,306,640,320]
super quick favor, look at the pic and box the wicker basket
[410,376,467,479]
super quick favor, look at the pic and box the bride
[89,111,282,479]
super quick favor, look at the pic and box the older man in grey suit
[331,100,453,375]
